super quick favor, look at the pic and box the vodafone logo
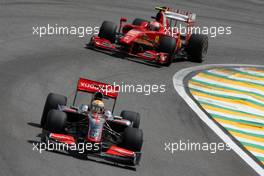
[80,82,107,91]
[77,78,119,98]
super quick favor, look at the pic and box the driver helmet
[93,92,103,101]
[149,21,161,31]
[80,104,89,113]
[91,100,104,114]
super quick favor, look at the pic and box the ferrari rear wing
[155,6,196,23]
[76,77,119,99]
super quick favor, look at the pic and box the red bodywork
[90,36,170,65]
[48,132,135,159]
[89,22,172,65]
[88,6,196,65]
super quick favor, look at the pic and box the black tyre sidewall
[44,110,67,133]
[98,21,117,43]
[187,34,208,63]
[159,36,176,54]
[120,110,140,128]
[158,36,176,66]
[41,93,67,127]
[122,127,143,152]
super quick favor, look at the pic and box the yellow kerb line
[214,118,264,132]
[230,131,264,143]
[191,90,264,112]
[200,104,264,121]
[189,80,264,102]
[198,73,264,91]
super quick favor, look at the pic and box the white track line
[173,64,264,176]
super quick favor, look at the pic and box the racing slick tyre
[159,36,176,66]
[98,21,117,43]
[187,34,208,63]
[122,127,143,152]
[44,110,67,133]
[159,36,176,54]
[41,93,67,127]
[120,110,140,128]
[132,18,148,26]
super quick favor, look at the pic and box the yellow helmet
[91,100,104,113]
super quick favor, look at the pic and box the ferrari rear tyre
[120,110,140,128]
[187,34,208,63]
[44,110,67,133]
[122,127,143,152]
[132,18,148,26]
[41,93,67,127]
[98,21,117,43]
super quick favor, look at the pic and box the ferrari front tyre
[98,21,117,43]
[44,110,67,133]
[187,34,208,63]
[120,110,140,128]
[122,127,143,152]
[132,18,148,26]
[40,93,67,127]
[159,36,176,54]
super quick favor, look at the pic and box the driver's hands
[104,110,113,120]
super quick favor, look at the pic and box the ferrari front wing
[88,36,170,65]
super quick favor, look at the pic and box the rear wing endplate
[155,6,196,22]
[76,77,119,99]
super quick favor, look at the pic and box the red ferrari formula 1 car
[87,6,208,66]
[40,78,143,166]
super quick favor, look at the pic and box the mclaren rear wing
[73,78,119,112]
[76,78,119,98]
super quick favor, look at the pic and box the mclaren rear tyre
[41,93,67,127]
[120,110,140,128]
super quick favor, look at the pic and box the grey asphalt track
[0,0,263,176]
